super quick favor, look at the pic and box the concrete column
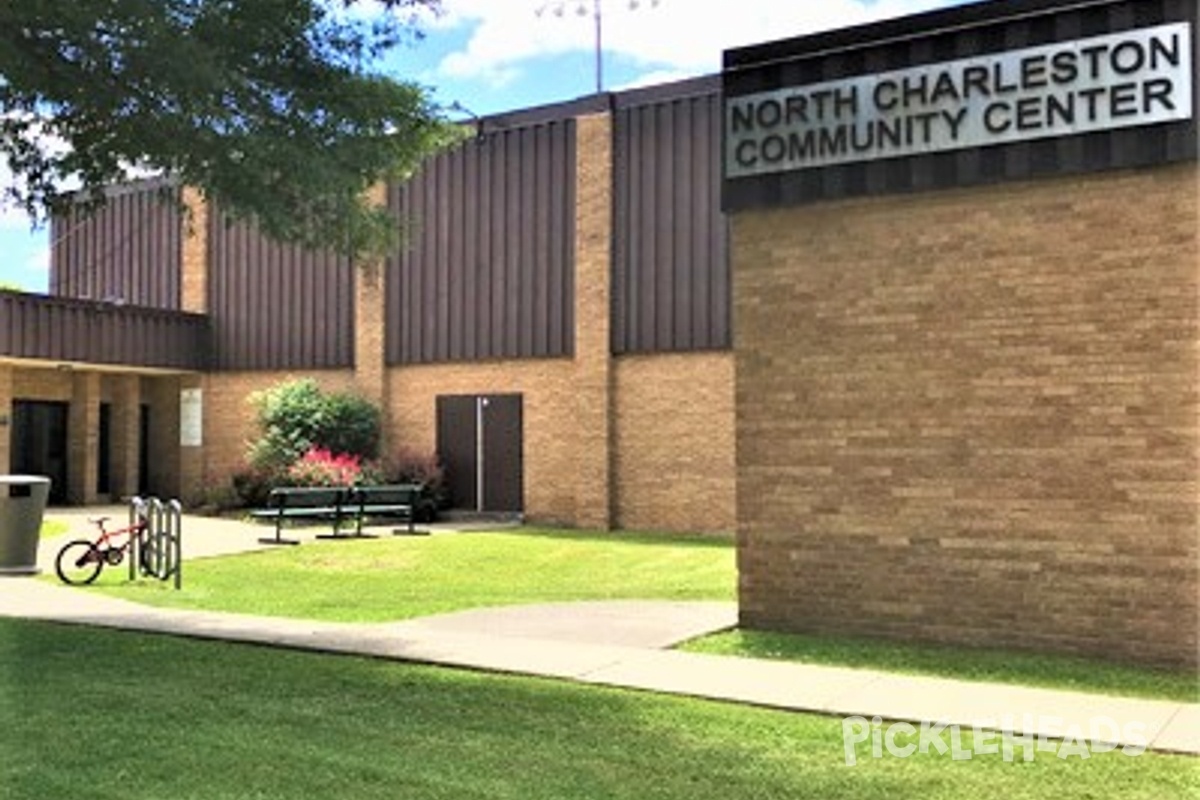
[0,365,12,474]
[572,112,615,530]
[109,374,141,500]
[68,371,101,504]
[180,186,208,314]
[354,182,390,450]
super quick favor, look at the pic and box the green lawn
[0,619,1194,800]
[682,630,1200,704]
[38,519,69,539]
[86,528,736,622]
[70,526,1199,703]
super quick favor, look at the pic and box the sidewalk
[10,509,1198,758]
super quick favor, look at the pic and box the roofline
[723,0,1131,72]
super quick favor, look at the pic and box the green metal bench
[248,487,349,545]
[249,484,424,544]
[348,484,422,537]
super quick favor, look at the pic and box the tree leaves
[0,0,457,257]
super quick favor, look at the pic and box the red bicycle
[55,515,155,586]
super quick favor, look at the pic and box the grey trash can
[0,475,52,575]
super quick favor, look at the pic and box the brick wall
[572,113,615,529]
[734,163,1199,667]
[198,370,358,489]
[67,372,100,503]
[614,352,735,534]
[386,360,580,526]
[198,357,736,534]
[180,187,207,314]
[354,183,388,431]
[11,368,73,401]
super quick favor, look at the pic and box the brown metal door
[481,395,523,513]
[435,394,524,513]
[436,395,478,510]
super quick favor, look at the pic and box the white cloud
[432,0,951,85]
[0,200,34,232]
[611,69,698,92]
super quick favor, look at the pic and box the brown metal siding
[0,291,208,371]
[207,213,355,370]
[50,180,182,310]
[613,81,731,354]
[386,121,576,364]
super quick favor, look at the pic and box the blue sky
[0,0,962,293]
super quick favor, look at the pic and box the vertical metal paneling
[0,291,208,370]
[206,212,354,370]
[385,120,577,365]
[49,180,182,309]
[613,81,731,354]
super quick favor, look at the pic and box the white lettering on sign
[726,23,1194,178]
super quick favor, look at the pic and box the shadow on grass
[2,619,1195,800]
[501,527,734,549]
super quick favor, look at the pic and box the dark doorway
[97,403,112,495]
[138,404,150,496]
[435,394,523,513]
[10,401,69,504]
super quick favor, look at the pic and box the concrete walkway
[8,508,1197,759]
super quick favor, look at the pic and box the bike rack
[129,496,183,590]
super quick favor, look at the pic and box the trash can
[0,475,51,575]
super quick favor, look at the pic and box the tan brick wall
[354,182,389,436]
[180,187,208,314]
[614,352,736,534]
[11,368,73,401]
[573,112,615,530]
[734,163,1199,668]
[198,370,358,488]
[142,375,181,498]
[105,374,140,500]
[386,360,581,525]
[67,372,100,504]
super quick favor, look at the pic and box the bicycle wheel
[55,540,104,585]
[138,534,163,579]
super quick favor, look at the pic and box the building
[0,0,1194,667]
[726,0,1197,668]
[1,78,737,535]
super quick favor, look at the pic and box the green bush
[321,392,382,461]
[246,379,380,471]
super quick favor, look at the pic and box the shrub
[384,449,449,521]
[187,481,243,515]
[231,466,285,507]
[286,447,364,488]
[247,379,380,471]
[321,392,382,462]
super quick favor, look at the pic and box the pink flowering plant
[286,447,364,487]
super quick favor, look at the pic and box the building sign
[180,388,202,447]
[726,23,1194,178]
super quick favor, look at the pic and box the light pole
[591,0,602,94]
[535,0,661,94]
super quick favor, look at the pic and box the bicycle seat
[88,516,111,525]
